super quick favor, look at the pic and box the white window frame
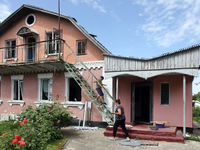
[25,14,36,27]
[61,72,84,109]
[35,73,54,107]
[160,82,170,106]
[8,75,25,107]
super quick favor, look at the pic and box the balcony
[0,40,65,75]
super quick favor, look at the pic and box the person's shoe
[109,137,115,141]
[102,102,107,105]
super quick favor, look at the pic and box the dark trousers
[113,119,129,138]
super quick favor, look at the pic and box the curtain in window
[48,79,52,101]
[19,81,23,100]
[42,79,49,100]
[13,80,18,100]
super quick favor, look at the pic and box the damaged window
[77,40,87,55]
[5,39,16,59]
[69,78,81,102]
[40,79,52,101]
[13,80,23,100]
[45,29,62,54]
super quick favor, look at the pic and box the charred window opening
[77,40,87,55]
[69,78,81,101]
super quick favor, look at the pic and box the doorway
[26,37,36,62]
[131,82,153,123]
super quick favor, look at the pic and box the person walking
[110,99,130,141]
[94,76,107,104]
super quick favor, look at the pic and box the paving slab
[61,127,200,150]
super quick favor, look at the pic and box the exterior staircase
[62,40,115,125]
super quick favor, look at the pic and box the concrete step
[104,125,185,143]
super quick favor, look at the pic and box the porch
[103,45,200,138]
[104,123,185,143]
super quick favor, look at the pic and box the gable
[0,4,111,55]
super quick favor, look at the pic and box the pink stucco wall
[0,9,106,122]
[0,11,104,64]
[117,75,193,128]
[153,75,193,128]
[0,67,104,121]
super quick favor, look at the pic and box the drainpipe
[183,75,186,137]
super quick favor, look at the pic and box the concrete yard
[61,126,200,150]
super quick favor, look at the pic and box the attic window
[25,14,36,27]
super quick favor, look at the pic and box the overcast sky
[1,0,200,94]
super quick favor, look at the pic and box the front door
[26,37,36,62]
[131,82,153,123]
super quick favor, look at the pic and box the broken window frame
[45,28,63,55]
[5,39,16,59]
[76,40,87,55]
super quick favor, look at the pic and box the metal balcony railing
[0,39,63,65]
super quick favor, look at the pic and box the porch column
[183,75,186,137]
[114,76,119,121]
[116,77,119,99]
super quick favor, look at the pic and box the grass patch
[193,117,200,124]
[186,134,200,142]
[45,138,67,150]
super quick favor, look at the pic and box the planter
[155,123,165,128]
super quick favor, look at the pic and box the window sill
[34,101,54,107]
[0,100,3,106]
[44,53,63,59]
[61,102,84,109]
[3,58,18,63]
[8,101,25,107]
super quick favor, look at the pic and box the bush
[0,95,73,150]
[193,107,200,117]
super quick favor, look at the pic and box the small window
[77,40,87,55]
[69,78,81,101]
[40,79,52,101]
[25,14,36,27]
[160,83,170,105]
[5,39,16,59]
[13,80,23,100]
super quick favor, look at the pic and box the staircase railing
[61,39,115,124]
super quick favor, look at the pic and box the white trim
[160,82,170,106]
[61,102,84,109]
[34,101,54,107]
[25,14,36,27]
[8,101,25,107]
[0,100,3,105]
[73,61,104,70]
[3,58,18,63]
[105,69,199,79]
[38,73,53,79]
[11,75,24,80]
[44,53,63,59]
